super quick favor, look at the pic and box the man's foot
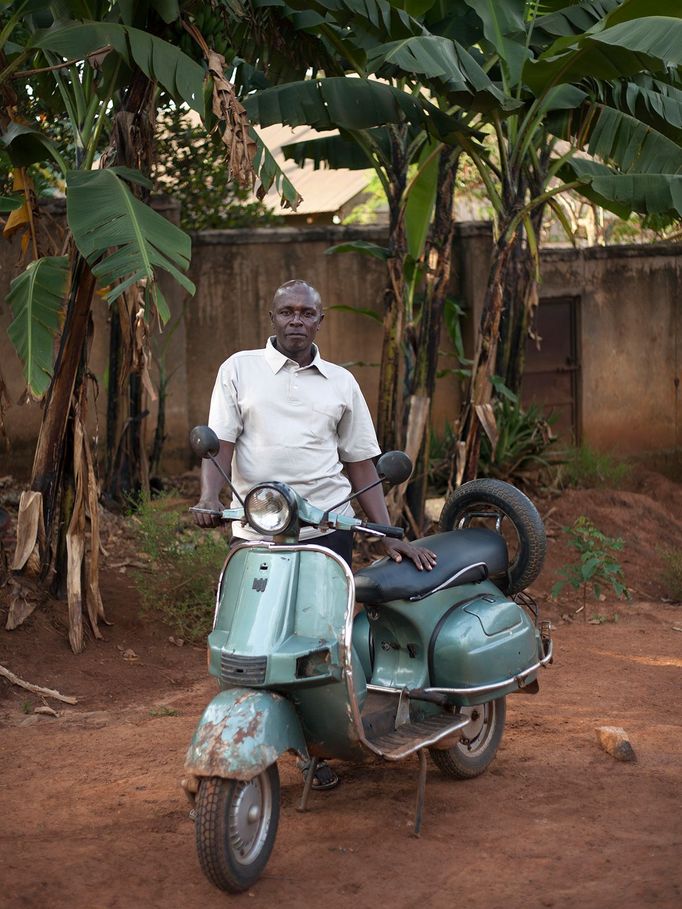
[301,760,339,791]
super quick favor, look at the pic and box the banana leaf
[66,168,195,320]
[462,0,529,87]
[365,35,513,110]
[562,156,682,217]
[0,121,64,170]
[244,76,457,142]
[525,17,682,92]
[7,255,70,398]
[0,195,23,212]
[405,143,439,260]
[251,129,302,210]
[35,21,205,116]
[586,104,682,173]
[262,0,421,40]
[325,241,390,261]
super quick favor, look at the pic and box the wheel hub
[459,705,490,751]
[228,777,271,865]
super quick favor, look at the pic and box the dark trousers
[231,530,353,568]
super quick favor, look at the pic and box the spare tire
[439,479,546,594]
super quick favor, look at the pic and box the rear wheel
[429,698,506,779]
[439,479,546,594]
[195,765,280,893]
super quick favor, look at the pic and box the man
[194,279,436,787]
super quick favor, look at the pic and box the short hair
[272,280,322,310]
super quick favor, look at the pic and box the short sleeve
[337,375,381,462]
[208,359,243,443]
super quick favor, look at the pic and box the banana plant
[222,0,509,461]
[0,0,306,649]
[398,0,682,484]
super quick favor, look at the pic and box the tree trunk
[496,203,545,394]
[103,69,156,502]
[457,231,515,484]
[375,127,408,454]
[29,259,96,577]
[403,149,459,528]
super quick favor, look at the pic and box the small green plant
[149,705,179,718]
[552,516,630,614]
[428,380,557,494]
[479,392,557,487]
[660,547,682,602]
[21,700,33,715]
[559,446,630,489]
[130,496,227,642]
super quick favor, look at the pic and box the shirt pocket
[310,401,343,439]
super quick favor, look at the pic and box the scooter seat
[353,528,508,604]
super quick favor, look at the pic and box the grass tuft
[558,446,630,489]
[130,496,227,642]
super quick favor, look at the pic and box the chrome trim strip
[366,683,402,695]
[409,561,487,600]
[419,639,553,697]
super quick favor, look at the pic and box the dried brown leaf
[207,50,257,189]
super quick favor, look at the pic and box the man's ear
[268,309,274,325]
[318,311,325,328]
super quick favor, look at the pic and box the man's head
[269,280,324,364]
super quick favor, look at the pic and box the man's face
[270,290,324,358]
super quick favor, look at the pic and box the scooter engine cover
[353,529,508,604]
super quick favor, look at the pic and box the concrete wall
[540,244,681,452]
[1,219,680,477]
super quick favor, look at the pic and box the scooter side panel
[184,688,308,782]
[366,583,540,706]
[430,598,539,705]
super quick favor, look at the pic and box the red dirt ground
[1,467,681,909]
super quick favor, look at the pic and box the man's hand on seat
[382,538,437,571]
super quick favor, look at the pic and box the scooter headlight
[244,483,298,536]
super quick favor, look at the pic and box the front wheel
[195,764,280,893]
[429,698,506,779]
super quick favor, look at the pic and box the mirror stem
[208,453,245,507]
[321,476,385,525]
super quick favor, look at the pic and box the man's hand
[192,498,225,528]
[382,538,437,571]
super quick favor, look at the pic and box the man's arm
[345,459,437,571]
[193,439,235,527]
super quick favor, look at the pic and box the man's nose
[290,311,303,324]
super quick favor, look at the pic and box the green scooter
[183,426,553,893]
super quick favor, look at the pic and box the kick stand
[412,749,428,837]
[297,757,319,813]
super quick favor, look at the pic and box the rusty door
[521,296,580,443]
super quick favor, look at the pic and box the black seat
[353,528,508,605]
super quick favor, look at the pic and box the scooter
[183,426,553,893]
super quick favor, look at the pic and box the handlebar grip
[362,522,404,539]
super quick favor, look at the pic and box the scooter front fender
[184,688,308,785]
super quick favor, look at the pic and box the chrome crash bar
[367,637,553,699]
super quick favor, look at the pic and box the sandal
[301,760,339,791]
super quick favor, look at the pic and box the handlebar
[361,521,404,540]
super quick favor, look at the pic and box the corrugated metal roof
[254,124,373,216]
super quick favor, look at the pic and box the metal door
[521,296,580,443]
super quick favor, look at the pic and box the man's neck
[272,338,315,368]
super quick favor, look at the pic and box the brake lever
[353,525,386,538]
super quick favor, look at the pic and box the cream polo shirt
[208,338,381,540]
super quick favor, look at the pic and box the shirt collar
[265,337,330,377]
